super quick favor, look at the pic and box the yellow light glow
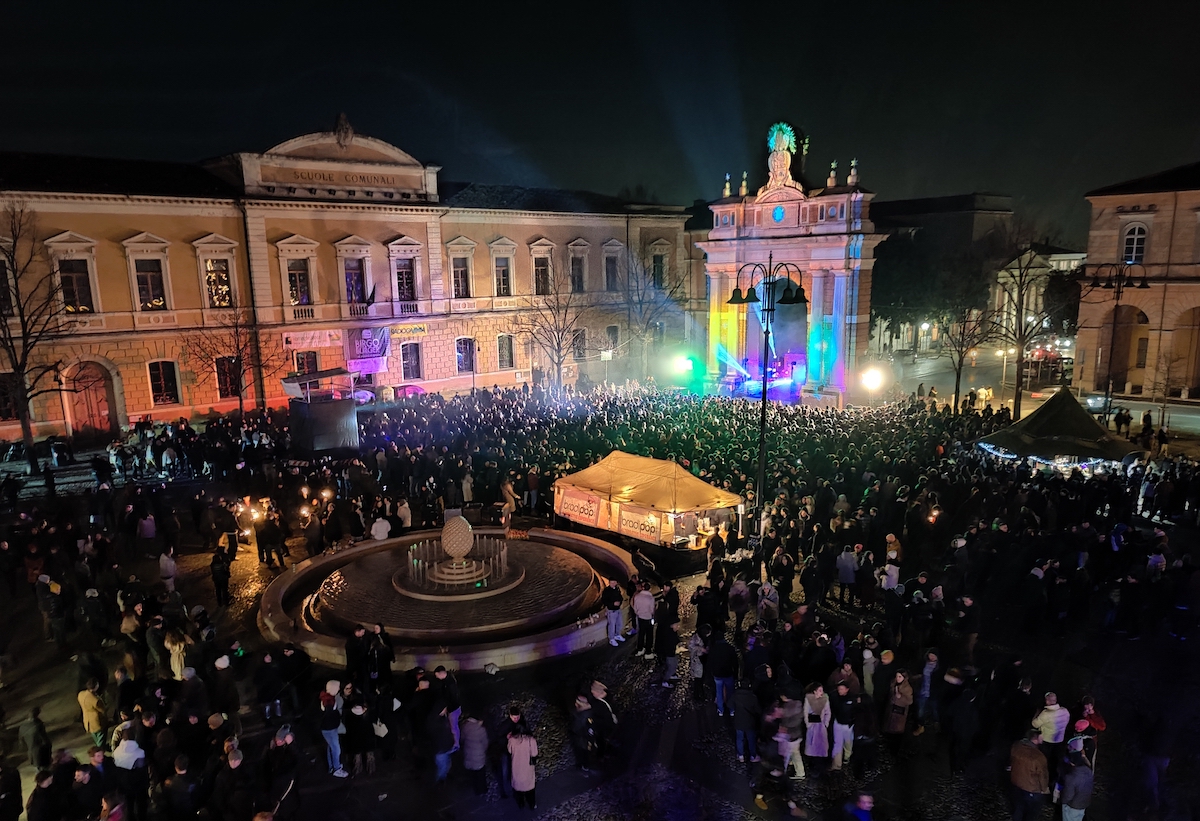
[861,368,884,392]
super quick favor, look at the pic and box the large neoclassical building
[1075,161,1200,399]
[697,124,884,398]
[0,125,699,440]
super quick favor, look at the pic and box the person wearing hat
[884,534,903,564]
[1057,738,1093,821]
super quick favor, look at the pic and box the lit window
[287,259,312,306]
[59,258,94,313]
[497,334,515,369]
[395,258,416,301]
[215,356,240,398]
[135,259,167,311]
[400,342,422,380]
[606,325,619,348]
[344,257,367,303]
[148,361,180,405]
[456,338,476,374]
[204,258,233,308]
[1123,224,1147,264]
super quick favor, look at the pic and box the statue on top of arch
[759,122,809,196]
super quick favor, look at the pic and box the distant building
[992,242,1086,342]
[696,123,884,399]
[0,126,693,440]
[1075,161,1200,399]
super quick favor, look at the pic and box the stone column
[807,271,826,384]
[831,273,848,391]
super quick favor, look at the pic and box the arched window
[1123,224,1147,264]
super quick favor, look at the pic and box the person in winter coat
[631,583,657,657]
[1031,692,1070,783]
[342,702,375,776]
[507,724,538,809]
[260,728,299,820]
[426,700,456,782]
[1009,729,1050,821]
[836,546,858,606]
[0,760,20,821]
[460,715,489,795]
[19,709,51,769]
[804,683,832,767]
[732,681,761,763]
[318,680,348,778]
[569,695,595,773]
[1058,747,1093,821]
[756,582,780,627]
[688,625,709,700]
[24,772,61,821]
[727,579,751,634]
[79,679,109,749]
[159,547,177,593]
[882,670,913,743]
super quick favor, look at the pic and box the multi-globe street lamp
[726,252,807,528]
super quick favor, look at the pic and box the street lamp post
[995,347,1016,408]
[1089,262,1149,420]
[861,367,883,407]
[727,252,808,526]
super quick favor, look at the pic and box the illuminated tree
[508,256,595,389]
[184,307,288,428]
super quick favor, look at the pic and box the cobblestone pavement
[3,486,1200,820]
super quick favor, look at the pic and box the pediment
[264,133,424,168]
[567,238,590,250]
[755,186,808,205]
[45,230,97,248]
[489,236,518,252]
[122,231,170,250]
[275,234,319,255]
[334,235,373,256]
[602,238,624,251]
[528,237,557,252]
[387,235,423,257]
[647,238,672,253]
[446,235,478,251]
[191,233,238,251]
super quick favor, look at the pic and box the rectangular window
[497,334,515,369]
[570,256,585,293]
[451,256,471,299]
[148,361,180,405]
[287,259,312,306]
[204,258,233,308]
[651,321,665,347]
[1136,337,1149,369]
[534,257,551,295]
[59,258,94,313]
[294,350,318,390]
[572,329,586,361]
[651,254,665,290]
[606,325,619,349]
[456,338,476,374]
[605,255,620,292]
[135,258,167,311]
[344,257,367,303]
[0,374,18,421]
[215,356,240,399]
[494,257,512,297]
[394,258,416,301]
[0,260,10,315]
[401,342,422,380]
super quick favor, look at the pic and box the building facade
[0,127,696,441]
[1074,161,1200,399]
[696,123,884,398]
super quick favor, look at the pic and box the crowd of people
[1,382,1197,820]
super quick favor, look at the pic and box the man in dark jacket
[0,760,20,821]
[426,701,455,783]
[830,682,858,771]
[1009,729,1049,821]
[260,727,299,820]
[209,749,255,821]
[19,708,51,769]
[492,706,530,798]
[731,681,761,763]
[1058,745,1092,821]
[159,754,198,819]
[601,579,625,646]
[707,636,738,716]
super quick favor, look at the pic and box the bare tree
[987,221,1076,418]
[621,250,687,378]
[183,308,287,428]
[937,305,1000,413]
[508,256,595,389]
[0,203,76,472]
[1147,344,1188,425]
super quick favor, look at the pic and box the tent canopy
[975,388,1143,462]
[555,451,743,513]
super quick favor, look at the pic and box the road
[882,354,1200,435]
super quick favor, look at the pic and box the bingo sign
[558,489,601,527]
[617,505,661,544]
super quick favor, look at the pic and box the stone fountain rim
[258,527,637,673]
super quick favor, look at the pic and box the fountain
[259,518,635,671]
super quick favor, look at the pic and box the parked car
[1029,385,1063,400]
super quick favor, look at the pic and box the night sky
[4,1,1197,244]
